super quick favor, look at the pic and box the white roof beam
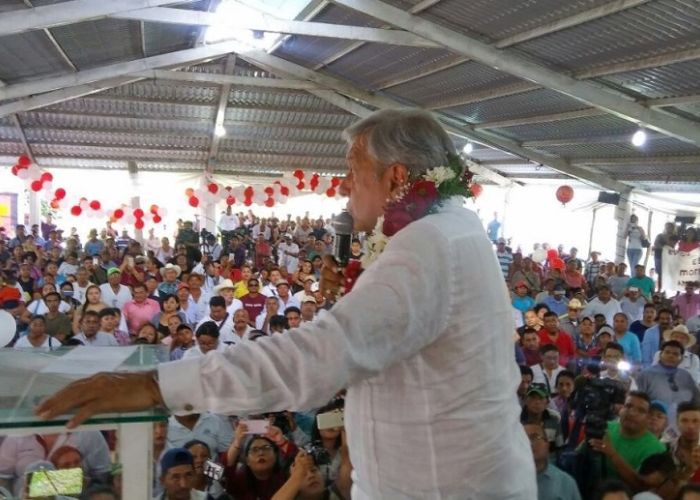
[207,54,236,171]
[0,41,245,102]
[523,132,665,147]
[0,0,196,37]
[112,7,438,47]
[332,0,700,145]
[137,69,323,89]
[375,0,650,90]
[237,49,631,192]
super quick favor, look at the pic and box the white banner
[661,247,700,293]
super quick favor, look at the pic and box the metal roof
[0,0,699,193]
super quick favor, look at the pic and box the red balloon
[54,188,66,200]
[243,198,253,207]
[188,196,200,208]
[113,208,124,219]
[135,219,145,230]
[331,177,341,188]
[133,208,144,218]
[280,186,290,196]
[50,200,60,209]
[264,197,275,208]
[150,204,159,213]
[469,183,483,198]
[244,186,254,198]
[556,185,574,205]
[153,215,162,223]
[185,187,195,197]
[17,155,31,167]
[70,206,82,216]
[225,196,235,206]
[547,249,559,262]
[293,169,304,180]
[310,174,320,191]
[207,183,218,194]
[30,180,43,192]
[11,165,18,176]
[326,187,336,197]
[40,172,53,182]
[264,186,274,195]
[296,181,305,191]
[89,200,101,210]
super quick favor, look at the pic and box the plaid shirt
[584,261,603,284]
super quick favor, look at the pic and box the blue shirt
[641,325,661,368]
[487,220,501,241]
[616,331,642,365]
[543,296,568,316]
[537,464,581,500]
[84,239,104,257]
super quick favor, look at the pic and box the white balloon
[158,207,168,217]
[124,214,136,224]
[79,200,89,210]
[16,169,29,180]
[27,165,41,179]
[43,181,53,193]
[0,310,15,347]
[279,195,288,204]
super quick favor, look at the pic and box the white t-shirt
[278,242,300,274]
[27,299,71,315]
[219,214,240,232]
[73,282,93,305]
[99,283,132,309]
[13,334,61,351]
[196,315,236,345]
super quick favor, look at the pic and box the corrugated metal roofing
[0,31,71,82]
[598,59,700,99]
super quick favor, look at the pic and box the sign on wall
[661,247,700,293]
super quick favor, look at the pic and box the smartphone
[316,410,344,430]
[241,419,270,435]
[92,256,99,265]
[127,256,135,267]
[27,467,83,497]
[203,460,224,480]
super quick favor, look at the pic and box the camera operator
[176,221,202,264]
[219,206,240,252]
[586,391,666,490]
[600,343,638,393]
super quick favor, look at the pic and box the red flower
[342,260,363,294]
[403,180,438,217]
[382,207,414,237]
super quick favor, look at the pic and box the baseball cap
[526,385,549,399]
[276,279,290,287]
[177,282,190,291]
[568,298,583,309]
[553,285,566,295]
[106,267,121,277]
[628,286,639,293]
[160,448,193,475]
[650,400,668,415]
[302,295,317,304]
[597,326,615,338]
[497,238,506,244]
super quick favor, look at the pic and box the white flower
[423,166,455,186]
[361,216,389,269]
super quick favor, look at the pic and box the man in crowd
[523,422,580,500]
[531,345,565,395]
[612,312,642,365]
[74,310,119,346]
[43,291,72,342]
[158,448,209,500]
[496,238,513,280]
[186,273,209,324]
[559,298,583,338]
[300,296,317,323]
[275,279,300,312]
[240,277,266,325]
[122,283,161,336]
[543,285,568,316]
[637,340,700,424]
[631,303,657,344]
[538,312,576,368]
[583,284,622,326]
[608,263,630,299]
[628,265,656,300]
[520,328,542,366]
[278,233,300,274]
[641,308,674,368]
[620,286,646,323]
[599,342,637,392]
[584,250,603,288]
[99,268,132,309]
[284,306,302,330]
[232,309,254,342]
[673,282,700,323]
[666,402,700,484]
[196,296,235,345]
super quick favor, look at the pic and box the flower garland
[343,153,473,294]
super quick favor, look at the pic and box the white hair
[342,108,460,178]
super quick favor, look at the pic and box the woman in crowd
[184,439,230,499]
[291,260,314,294]
[272,452,344,500]
[183,321,222,359]
[13,315,61,350]
[223,424,287,500]
[72,284,107,334]
[59,281,81,311]
[150,293,187,339]
[135,323,159,345]
[308,404,343,487]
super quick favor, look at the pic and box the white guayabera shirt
[159,199,536,499]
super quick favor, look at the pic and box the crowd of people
[1,208,700,499]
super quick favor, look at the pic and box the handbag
[641,238,651,248]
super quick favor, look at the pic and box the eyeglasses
[248,445,273,455]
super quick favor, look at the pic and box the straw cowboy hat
[663,325,696,348]
[213,279,236,295]
[159,263,182,279]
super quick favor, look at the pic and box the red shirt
[538,330,576,367]
[241,293,267,322]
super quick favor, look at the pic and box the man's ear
[384,163,410,193]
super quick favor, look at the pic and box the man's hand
[34,371,164,429]
[588,435,615,457]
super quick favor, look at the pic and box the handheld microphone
[332,211,354,266]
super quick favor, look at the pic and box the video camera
[303,442,332,466]
[570,377,626,440]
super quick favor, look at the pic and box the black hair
[661,339,685,356]
[613,312,628,322]
[521,327,538,337]
[209,296,226,308]
[555,370,575,386]
[643,303,656,310]
[82,310,100,321]
[79,485,118,500]
[594,479,631,500]
[30,315,46,324]
[132,282,147,292]
[183,439,211,458]
[269,315,288,330]
[539,344,559,355]
[542,311,558,321]
[676,402,700,422]
[628,390,652,406]
[160,293,180,312]
[43,291,61,302]
[310,400,344,450]
[98,308,116,319]
[195,321,220,339]
[284,306,301,316]
[638,452,676,477]
[594,314,606,320]
[533,304,550,315]
[603,342,624,356]
[657,307,674,318]
[519,365,533,378]
[176,324,193,334]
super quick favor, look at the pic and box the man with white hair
[37,108,537,499]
